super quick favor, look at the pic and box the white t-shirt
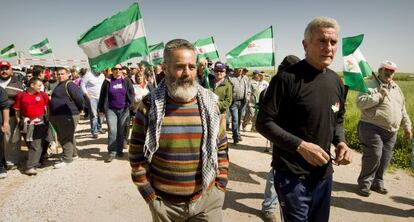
[0,78,12,89]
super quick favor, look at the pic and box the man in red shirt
[14,77,49,175]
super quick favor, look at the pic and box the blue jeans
[262,168,278,213]
[106,108,129,154]
[88,97,102,135]
[274,171,332,222]
[230,100,245,140]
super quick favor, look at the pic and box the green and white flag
[0,44,17,58]
[29,38,52,56]
[193,36,219,61]
[141,42,164,66]
[343,34,373,93]
[78,3,149,72]
[226,26,275,68]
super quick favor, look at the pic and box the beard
[165,74,198,101]
[0,74,11,81]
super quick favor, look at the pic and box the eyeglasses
[329,152,339,166]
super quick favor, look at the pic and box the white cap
[380,60,398,71]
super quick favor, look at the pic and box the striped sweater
[129,96,229,203]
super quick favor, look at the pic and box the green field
[344,80,414,169]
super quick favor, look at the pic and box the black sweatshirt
[50,80,84,116]
[0,87,10,125]
[256,60,346,180]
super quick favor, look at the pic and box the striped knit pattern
[153,97,203,195]
[129,96,229,203]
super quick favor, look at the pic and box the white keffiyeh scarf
[143,80,220,191]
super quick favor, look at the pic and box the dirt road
[0,119,413,221]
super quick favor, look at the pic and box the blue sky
[1,0,414,72]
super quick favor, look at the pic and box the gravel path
[1,119,413,222]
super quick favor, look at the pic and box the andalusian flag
[78,3,149,72]
[141,42,164,66]
[0,44,17,58]
[343,34,372,93]
[193,36,219,61]
[29,38,52,56]
[226,26,275,68]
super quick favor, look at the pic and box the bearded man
[128,39,229,222]
[0,61,24,170]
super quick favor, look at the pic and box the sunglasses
[0,67,9,71]
[113,68,122,71]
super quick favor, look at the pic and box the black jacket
[98,77,135,113]
[0,87,10,125]
[5,77,24,117]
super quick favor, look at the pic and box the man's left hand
[334,142,352,165]
[1,123,10,135]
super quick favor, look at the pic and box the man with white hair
[129,39,229,221]
[256,17,352,221]
[356,60,412,197]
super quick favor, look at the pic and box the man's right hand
[297,141,330,166]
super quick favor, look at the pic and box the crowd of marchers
[0,16,412,222]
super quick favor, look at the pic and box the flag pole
[17,51,22,65]
[47,39,57,67]
[372,71,382,85]
[271,25,277,75]
[50,52,57,68]
[148,45,158,88]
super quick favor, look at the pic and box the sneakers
[92,134,99,139]
[54,161,70,169]
[105,153,116,163]
[262,211,277,222]
[24,168,37,176]
[357,187,371,197]
[0,172,7,179]
[72,155,79,160]
[99,129,106,134]
[371,186,388,195]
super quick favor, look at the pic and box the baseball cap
[380,60,398,71]
[253,70,260,75]
[242,68,249,72]
[214,61,226,72]
[0,61,11,68]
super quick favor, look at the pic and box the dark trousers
[274,171,332,222]
[357,121,397,190]
[0,132,5,173]
[50,115,80,162]
[25,124,48,169]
